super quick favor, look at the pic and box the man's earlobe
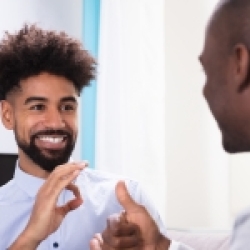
[0,100,14,130]
[233,44,250,92]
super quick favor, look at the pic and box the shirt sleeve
[125,181,195,250]
[169,240,194,250]
[230,208,250,249]
[126,180,168,236]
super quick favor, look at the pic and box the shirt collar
[14,161,45,198]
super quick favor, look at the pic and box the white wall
[165,0,232,230]
[0,0,82,159]
[96,0,167,220]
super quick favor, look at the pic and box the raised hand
[90,212,143,250]
[9,162,87,250]
[90,181,171,250]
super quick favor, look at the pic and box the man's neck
[18,152,50,179]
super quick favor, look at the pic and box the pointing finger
[42,162,87,197]
[115,181,139,213]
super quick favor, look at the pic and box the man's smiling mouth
[35,135,68,149]
[37,135,67,144]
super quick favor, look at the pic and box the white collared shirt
[0,163,169,250]
[170,241,194,250]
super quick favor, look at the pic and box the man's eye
[61,104,75,111]
[30,104,45,110]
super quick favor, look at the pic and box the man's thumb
[115,180,139,212]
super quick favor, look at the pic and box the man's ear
[0,100,14,130]
[233,44,250,92]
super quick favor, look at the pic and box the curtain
[95,0,167,220]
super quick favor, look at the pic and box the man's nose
[43,108,65,129]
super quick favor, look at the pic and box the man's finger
[90,233,103,250]
[108,220,140,237]
[67,183,82,200]
[42,162,87,199]
[89,238,102,250]
[102,222,142,248]
[58,197,83,217]
[115,181,139,212]
[41,169,80,201]
[58,183,83,216]
[107,213,124,231]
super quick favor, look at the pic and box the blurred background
[0,0,249,232]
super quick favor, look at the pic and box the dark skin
[89,181,171,250]
[90,1,250,250]
[201,3,250,154]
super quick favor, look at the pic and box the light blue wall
[82,0,100,168]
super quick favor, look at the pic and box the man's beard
[15,129,75,172]
[221,126,250,154]
[222,135,250,153]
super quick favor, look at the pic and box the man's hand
[90,181,171,250]
[90,212,143,250]
[9,162,87,250]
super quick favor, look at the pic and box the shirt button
[53,242,59,248]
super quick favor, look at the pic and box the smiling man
[7,73,78,177]
[0,24,168,250]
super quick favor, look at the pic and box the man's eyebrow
[24,96,47,105]
[24,96,78,105]
[61,96,78,103]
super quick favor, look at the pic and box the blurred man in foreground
[91,0,250,249]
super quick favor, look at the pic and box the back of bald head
[210,0,250,52]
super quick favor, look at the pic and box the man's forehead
[18,75,78,96]
[23,95,78,104]
[9,82,79,106]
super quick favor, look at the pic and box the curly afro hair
[0,23,96,100]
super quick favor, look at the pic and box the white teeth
[38,136,64,144]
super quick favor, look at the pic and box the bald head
[200,0,250,154]
[209,0,250,53]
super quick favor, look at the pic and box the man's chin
[37,157,68,172]
[223,144,238,153]
[222,138,250,154]
[31,149,70,171]
[40,148,66,158]
[222,138,238,153]
[18,139,75,170]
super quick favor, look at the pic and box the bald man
[90,0,250,249]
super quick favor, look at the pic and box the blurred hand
[90,181,171,250]
[10,162,87,249]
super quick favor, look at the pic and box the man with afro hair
[0,24,167,249]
